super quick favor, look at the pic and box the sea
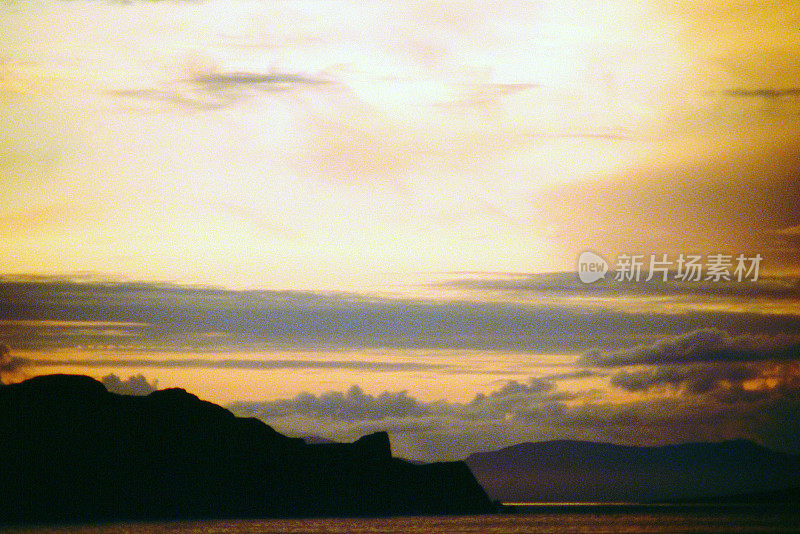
[3,504,799,534]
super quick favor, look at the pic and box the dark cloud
[468,378,555,413]
[510,362,800,454]
[191,71,333,88]
[609,363,761,394]
[549,378,800,455]
[14,356,445,373]
[101,373,157,395]
[721,88,800,99]
[580,328,800,367]
[108,69,336,112]
[433,271,800,299]
[3,279,800,354]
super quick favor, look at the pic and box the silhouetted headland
[0,375,498,524]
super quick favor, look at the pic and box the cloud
[229,376,565,426]
[468,377,555,413]
[525,133,800,267]
[101,373,157,395]
[775,225,800,237]
[506,363,800,456]
[433,271,800,299]
[230,385,428,422]
[772,225,800,248]
[108,67,338,112]
[108,88,234,112]
[541,369,604,381]
[553,364,800,454]
[0,344,26,384]
[15,356,445,373]
[225,369,800,460]
[722,88,800,99]
[609,363,761,394]
[191,71,333,89]
[580,328,800,367]
[226,375,576,459]
[4,279,800,355]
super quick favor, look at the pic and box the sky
[2,0,800,461]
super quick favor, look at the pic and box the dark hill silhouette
[0,375,497,524]
[300,435,338,445]
[465,439,800,503]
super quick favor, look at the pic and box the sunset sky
[2,0,800,461]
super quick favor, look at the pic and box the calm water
[4,505,799,534]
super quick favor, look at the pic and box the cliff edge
[0,375,496,524]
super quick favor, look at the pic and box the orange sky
[3,0,799,288]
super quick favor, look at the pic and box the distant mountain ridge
[466,439,800,503]
[0,375,497,524]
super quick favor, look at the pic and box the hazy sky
[2,0,800,460]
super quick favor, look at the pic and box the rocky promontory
[0,375,497,524]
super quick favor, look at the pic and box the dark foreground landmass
[0,375,497,524]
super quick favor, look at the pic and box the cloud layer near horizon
[225,356,800,461]
[3,276,799,461]
[3,278,800,354]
